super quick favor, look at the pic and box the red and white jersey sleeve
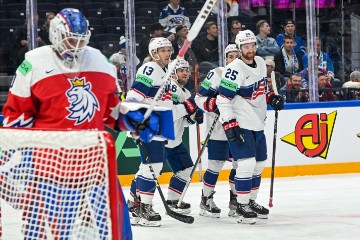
[2,46,119,130]
[217,56,268,131]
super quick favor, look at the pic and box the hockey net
[0,128,119,239]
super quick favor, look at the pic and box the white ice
[125,174,360,240]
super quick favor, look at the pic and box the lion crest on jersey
[66,77,100,125]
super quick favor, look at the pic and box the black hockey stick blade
[166,207,194,224]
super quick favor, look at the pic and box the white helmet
[173,58,190,85]
[235,30,257,49]
[148,37,173,59]
[225,44,238,57]
[49,8,91,64]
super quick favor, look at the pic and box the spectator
[212,0,239,18]
[302,37,336,80]
[256,20,280,60]
[159,0,191,34]
[38,12,55,45]
[109,36,140,93]
[265,59,285,90]
[172,25,197,66]
[138,23,175,63]
[195,21,219,66]
[325,20,341,75]
[318,71,336,102]
[300,59,327,88]
[275,19,306,56]
[280,73,307,103]
[228,19,242,44]
[342,71,360,88]
[342,71,360,99]
[274,35,304,80]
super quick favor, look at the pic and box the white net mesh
[0,129,116,240]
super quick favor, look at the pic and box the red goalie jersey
[2,45,120,130]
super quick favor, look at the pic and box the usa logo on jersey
[66,77,100,125]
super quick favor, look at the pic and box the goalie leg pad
[250,160,266,200]
[234,158,256,204]
[203,160,226,197]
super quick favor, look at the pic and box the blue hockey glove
[119,110,159,143]
[268,94,285,111]
[222,119,244,143]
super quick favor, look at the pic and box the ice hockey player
[217,30,284,224]
[126,38,198,227]
[195,44,240,218]
[1,8,174,239]
[165,59,203,214]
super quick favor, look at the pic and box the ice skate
[139,203,161,227]
[199,191,221,218]
[166,200,191,214]
[228,190,238,217]
[237,203,257,224]
[127,198,141,226]
[249,199,269,219]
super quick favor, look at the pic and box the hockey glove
[194,110,204,124]
[183,98,198,115]
[268,94,285,111]
[204,97,220,115]
[119,110,159,143]
[222,119,244,143]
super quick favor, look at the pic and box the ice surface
[125,174,360,240]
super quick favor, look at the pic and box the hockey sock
[168,167,192,201]
[250,161,266,200]
[234,158,256,204]
[129,178,137,202]
[203,160,225,197]
[137,163,162,204]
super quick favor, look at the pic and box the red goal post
[0,128,120,239]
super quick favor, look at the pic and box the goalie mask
[49,8,91,64]
[172,59,190,87]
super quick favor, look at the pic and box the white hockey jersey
[217,56,269,131]
[195,67,227,141]
[165,79,192,149]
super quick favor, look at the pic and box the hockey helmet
[173,58,190,85]
[148,37,173,59]
[49,8,91,63]
[235,30,257,49]
[225,44,239,57]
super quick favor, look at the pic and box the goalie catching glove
[118,101,175,143]
[222,119,244,143]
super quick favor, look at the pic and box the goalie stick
[269,71,279,208]
[142,0,219,121]
[137,141,194,224]
[177,114,219,208]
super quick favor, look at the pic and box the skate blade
[199,209,220,218]
[131,217,140,226]
[139,218,161,227]
[228,209,238,218]
[257,214,268,219]
[237,216,256,224]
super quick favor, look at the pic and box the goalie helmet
[148,37,173,59]
[235,30,257,49]
[49,8,91,63]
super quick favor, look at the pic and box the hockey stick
[137,141,194,224]
[142,0,219,121]
[177,114,219,208]
[193,64,203,182]
[269,71,278,208]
